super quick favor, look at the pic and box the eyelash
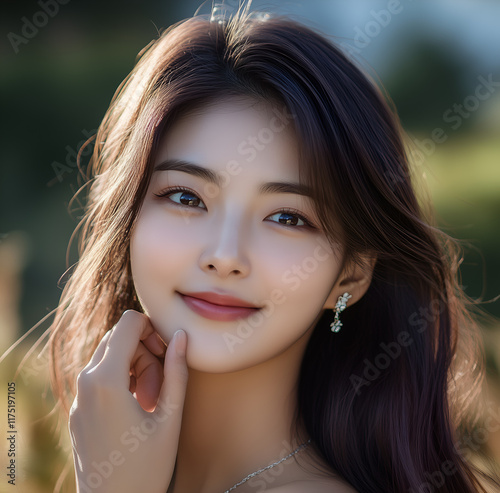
[154,186,316,230]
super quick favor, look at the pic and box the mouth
[177,292,261,322]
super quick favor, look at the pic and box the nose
[198,210,251,279]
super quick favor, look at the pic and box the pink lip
[178,292,260,322]
[180,290,259,308]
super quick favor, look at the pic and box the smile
[178,293,261,322]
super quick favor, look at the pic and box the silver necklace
[222,438,312,493]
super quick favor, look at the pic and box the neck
[168,323,316,493]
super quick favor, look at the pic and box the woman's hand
[68,310,188,493]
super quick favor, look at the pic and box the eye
[154,186,207,209]
[267,209,315,229]
[154,187,316,230]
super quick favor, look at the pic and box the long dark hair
[46,4,500,492]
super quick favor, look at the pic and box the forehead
[155,98,300,180]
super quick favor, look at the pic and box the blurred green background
[1,0,499,491]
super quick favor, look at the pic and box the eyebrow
[153,159,314,198]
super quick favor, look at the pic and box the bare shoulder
[264,477,359,493]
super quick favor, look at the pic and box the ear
[322,254,377,310]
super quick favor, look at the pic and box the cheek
[129,209,196,306]
[265,237,341,302]
[247,238,341,337]
[131,205,198,256]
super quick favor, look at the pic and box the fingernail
[174,329,186,357]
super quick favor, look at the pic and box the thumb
[154,329,188,423]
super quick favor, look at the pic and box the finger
[82,328,114,372]
[155,329,188,420]
[142,331,167,358]
[98,310,155,387]
[129,373,137,395]
[131,341,164,412]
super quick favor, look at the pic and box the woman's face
[130,98,344,372]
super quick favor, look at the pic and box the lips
[177,291,261,322]
[180,291,259,308]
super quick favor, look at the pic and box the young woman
[46,3,500,493]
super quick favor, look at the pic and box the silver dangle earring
[330,292,352,332]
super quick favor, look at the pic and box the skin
[69,312,188,493]
[70,97,373,493]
